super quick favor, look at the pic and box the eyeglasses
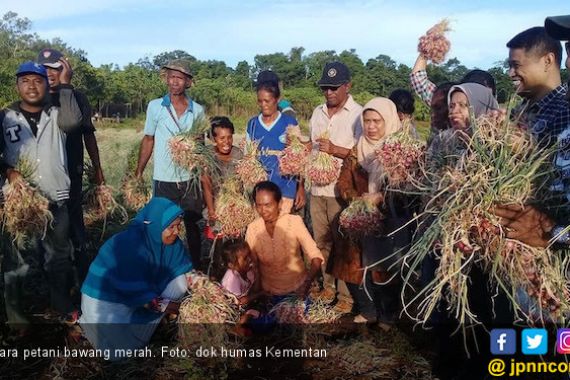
[320,85,342,92]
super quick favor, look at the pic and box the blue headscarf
[81,197,193,306]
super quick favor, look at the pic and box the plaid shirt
[409,69,436,106]
[518,84,570,221]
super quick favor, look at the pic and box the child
[220,240,261,335]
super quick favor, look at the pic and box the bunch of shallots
[168,117,218,185]
[1,160,53,248]
[339,198,383,237]
[269,298,307,324]
[418,19,451,64]
[375,124,426,189]
[178,273,239,349]
[235,140,267,191]
[279,125,309,176]
[121,175,152,211]
[83,185,128,228]
[403,112,570,327]
[215,178,256,239]
[120,143,152,211]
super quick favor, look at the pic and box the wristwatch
[550,225,570,245]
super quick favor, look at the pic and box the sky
[4,0,569,70]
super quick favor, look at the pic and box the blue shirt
[143,94,205,182]
[246,112,298,199]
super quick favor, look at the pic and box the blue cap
[16,61,47,78]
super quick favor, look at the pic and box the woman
[245,181,323,298]
[79,197,192,360]
[421,84,501,379]
[426,83,498,172]
[246,71,305,214]
[332,97,412,326]
[202,116,243,225]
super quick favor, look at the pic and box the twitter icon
[522,329,548,355]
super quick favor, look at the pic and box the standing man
[37,48,105,287]
[1,61,81,327]
[308,62,362,313]
[494,17,570,249]
[506,26,570,221]
[135,60,206,269]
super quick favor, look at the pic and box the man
[308,62,361,313]
[135,59,206,269]
[37,48,105,286]
[495,17,570,248]
[506,27,570,221]
[1,61,81,328]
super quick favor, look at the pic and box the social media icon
[557,329,570,354]
[522,328,548,355]
[491,329,516,355]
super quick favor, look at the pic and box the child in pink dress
[220,240,261,335]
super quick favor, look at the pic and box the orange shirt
[245,214,324,295]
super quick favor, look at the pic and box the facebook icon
[491,329,516,355]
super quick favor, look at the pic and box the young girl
[220,240,261,335]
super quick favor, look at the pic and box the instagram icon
[557,329,570,354]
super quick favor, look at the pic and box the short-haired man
[494,17,570,248]
[135,60,206,269]
[308,62,362,312]
[506,26,570,221]
[37,48,105,286]
[1,61,81,328]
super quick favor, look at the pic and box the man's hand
[294,184,306,210]
[59,58,73,85]
[93,167,105,186]
[493,204,555,248]
[6,169,22,184]
[207,209,218,224]
[316,138,336,155]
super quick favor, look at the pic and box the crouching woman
[79,197,193,359]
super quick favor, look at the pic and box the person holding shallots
[332,97,412,327]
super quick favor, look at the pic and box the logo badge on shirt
[6,124,21,142]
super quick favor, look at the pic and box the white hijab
[357,97,402,193]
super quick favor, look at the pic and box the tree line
[1,11,567,123]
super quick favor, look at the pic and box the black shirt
[20,109,42,137]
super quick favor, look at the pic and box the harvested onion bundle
[269,297,342,324]
[375,122,425,189]
[418,19,451,64]
[178,273,239,348]
[235,140,267,191]
[305,132,341,186]
[168,117,219,186]
[403,112,569,327]
[1,159,52,248]
[83,160,128,227]
[121,175,152,211]
[279,125,309,176]
[83,185,128,228]
[339,198,383,237]
[215,178,256,239]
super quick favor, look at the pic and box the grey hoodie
[1,86,82,202]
